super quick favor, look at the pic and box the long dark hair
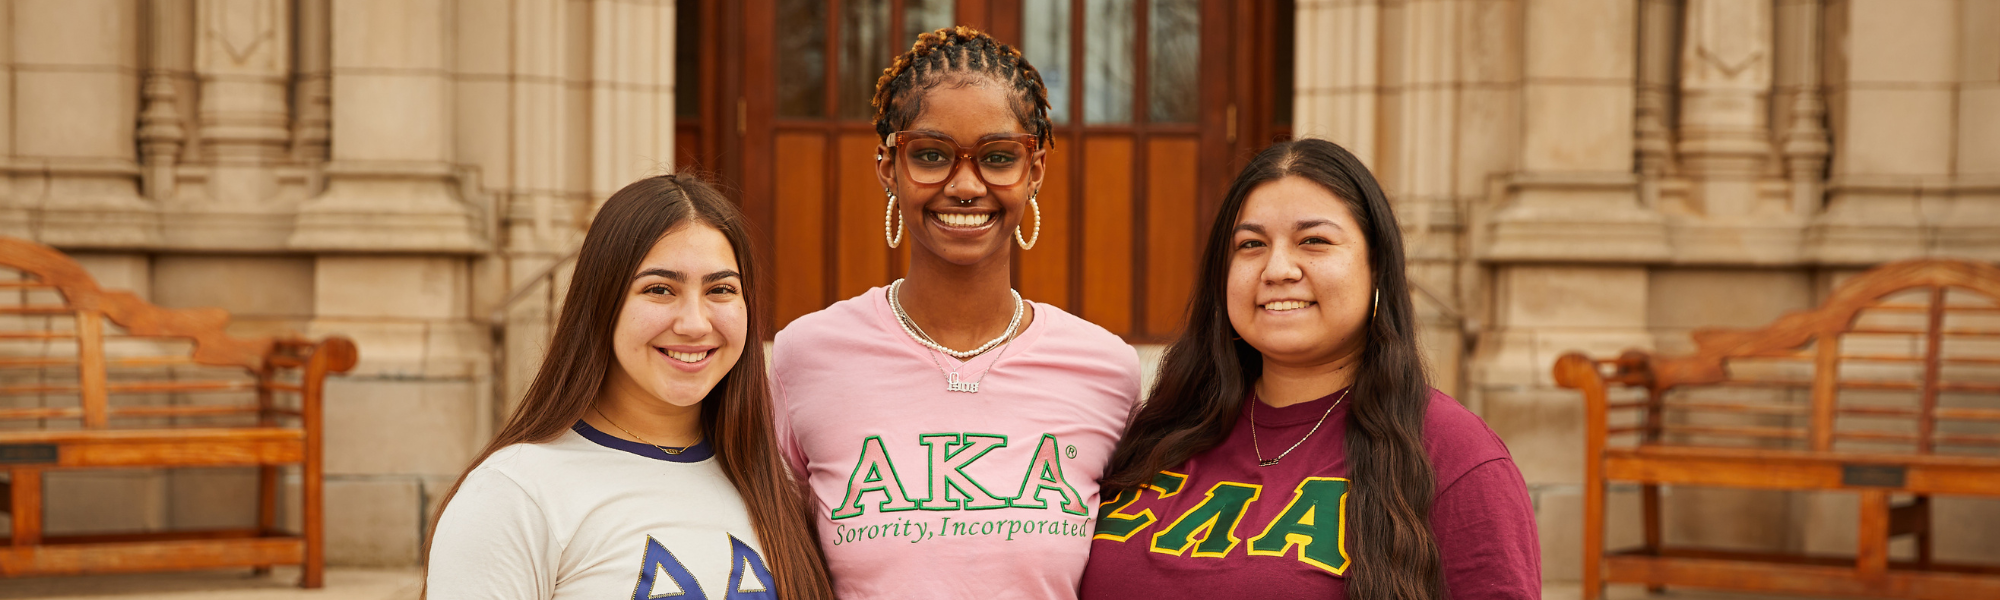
[425,175,833,599]
[1102,139,1442,599]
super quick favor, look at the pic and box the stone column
[291,0,332,171]
[1674,0,1773,217]
[1634,0,1680,208]
[194,0,291,197]
[17,0,156,247]
[138,0,191,204]
[1378,0,1468,397]
[1774,0,1829,219]
[1291,0,1381,165]
[289,0,482,253]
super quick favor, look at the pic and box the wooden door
[723,0,1293,340]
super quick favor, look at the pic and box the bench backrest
[1628,260,2000,455]
[0,237,326,431]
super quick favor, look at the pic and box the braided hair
[871,26,1053,148]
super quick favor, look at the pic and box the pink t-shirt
[773,286,1141,599]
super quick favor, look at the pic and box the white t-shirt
[427,421,778,600]
[772,287,1142,599]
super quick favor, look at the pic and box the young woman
[426,175,833,600]
[771,27,1141,599]
[1079,139,1538,599]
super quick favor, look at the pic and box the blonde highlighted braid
[870,26,1053,148]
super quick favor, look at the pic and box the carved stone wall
[1291,0,2000,586]
[1,0,679,565]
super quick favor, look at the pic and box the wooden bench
[0,237,356,587]
[1554,259,2000,600]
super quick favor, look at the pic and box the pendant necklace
[889,279,1025,393]
[1250,388,1350,467]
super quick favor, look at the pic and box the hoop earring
[884,191,904,248]
[1371,287,1380,320]
[1015,191,1042,250]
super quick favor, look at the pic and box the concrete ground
[0,567,419,600]
[0,572,1856,600]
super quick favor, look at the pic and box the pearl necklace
[888,279,1023,359]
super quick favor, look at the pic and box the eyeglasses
[884,131,1040,188]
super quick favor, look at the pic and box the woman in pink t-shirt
[770,26,1141,600]
[1078,139,1539,599]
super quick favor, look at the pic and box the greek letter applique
[725,535,776,600]
[632,535,706,599]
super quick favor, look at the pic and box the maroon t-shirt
[1078,389,1538,599]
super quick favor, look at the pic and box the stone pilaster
[586,0,678,202]
[1291,0,1381,165]
[1481,0,1667,263]
[1663,0,1801,263]
[18,0,157,247]
[1807,0,1957,264]
[289,0,484,253]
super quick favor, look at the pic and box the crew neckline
[571,420,714,463]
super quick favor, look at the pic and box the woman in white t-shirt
[770,27,1140,599]
[425,175,832,600]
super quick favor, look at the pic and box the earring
[1371,287,1380,320]
[884,191,904,248]
[1015,191,1042,250]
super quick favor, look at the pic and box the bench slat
[0,537,303,577]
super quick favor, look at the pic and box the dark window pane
[839,0,891,120]
[904,0,954,46]
[675,0,700,118]
[776,0,827,118]
[1022,0,1073,124]
[1084,0,1135,124]
[1147,0,1198,123]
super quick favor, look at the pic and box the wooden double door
[678,0,1292,341]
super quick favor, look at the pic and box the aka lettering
[831,433,1088,520]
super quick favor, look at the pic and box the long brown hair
[1101,139,1443,599]
[424,175,833,599]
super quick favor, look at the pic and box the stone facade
[6,0,1994,578]
[1293,0,2000,583]
[1,0,674,566]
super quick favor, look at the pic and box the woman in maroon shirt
[1079,139,1538,599]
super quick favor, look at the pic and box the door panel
[1145,135,1199,336]
[1080,135,1135,336]
[836,131,891,299]
[774,132,829,326]
[1017,141,1072,311]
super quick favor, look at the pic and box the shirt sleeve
[1430,457,1541,600]
[770,371,810,483]
[426,467,558,600]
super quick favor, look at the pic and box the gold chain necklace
[1250,388,1350,467]
[592,406,701,455]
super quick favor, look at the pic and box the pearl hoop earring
[1016,191,1042,250]
[884,191,904,248]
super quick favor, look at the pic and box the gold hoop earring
[1015,191,1042,250]
[884,191,904,248]
[1371,287,1380,320]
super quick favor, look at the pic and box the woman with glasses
[770,26,1141,599]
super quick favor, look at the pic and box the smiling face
[1226,176,1374,368]
[876,81,1047,266]
[602,222,747,408]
